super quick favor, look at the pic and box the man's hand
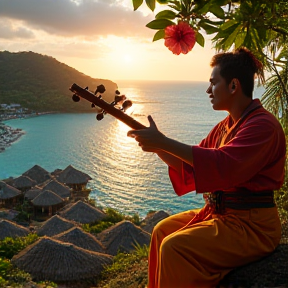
[127,115,165,152]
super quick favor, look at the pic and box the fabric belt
[203,189,275,214]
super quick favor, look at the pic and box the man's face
[206,65,232,111]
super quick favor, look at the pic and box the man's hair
[210,47,264,98]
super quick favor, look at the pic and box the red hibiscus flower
[164,21,196,55]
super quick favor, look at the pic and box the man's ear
[230,78,238,92]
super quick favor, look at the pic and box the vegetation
[0,51,117,112]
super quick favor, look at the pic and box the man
[128,48,286,288]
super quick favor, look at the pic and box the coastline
[0,112,55,153]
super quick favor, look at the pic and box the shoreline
[0,112,55,153]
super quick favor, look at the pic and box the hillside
[0,51,117,112]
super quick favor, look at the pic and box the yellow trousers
[148,205,281,288]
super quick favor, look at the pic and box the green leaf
[156,0,169,3]
[220,19,238,30]
[198,20,219,35]
[153,29,165,41]
[155,10,177,19]
[132,0,143,11]
[223,24,242,50]
[209,5,225,19]
[145,0,156,11]
[146,19,175,30]
[234,31,246,48]
[196,31,205,47]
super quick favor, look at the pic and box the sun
[123,54,133,64]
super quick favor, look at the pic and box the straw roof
[56,165,92,185]
[0,181,22,199]
[97,220,151,256]
[140,210,170,234]
[36,215,76,237]
[0,219,30,240]
[40,179,71,198]
[11,175,36,190]
[31,190,64,206]
[11,237,113,282]
[60,200,106,224]
[24,187,42,200]
[22,164,52,185]
[53,227,105,253]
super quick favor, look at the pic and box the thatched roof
[22,164,51,185]
[0,181,22,200]
[36,215,75,237]
[31,190,63,206]
[40,179,70,198]
[11,237,113,282]
[24,187,42,200]
[53,227,105,253]
[56,165,92,185]
[140,210,170,234]
[60,200,106,224]
[11,175,36,189]
[0,219,30,240]
[97,220,151,256]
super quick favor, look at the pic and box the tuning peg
[95,84,106,95]
[85,86,89,90]
[115,90,121,95]
[122,100,132,111]
[96,113,104,121]
[91,103,95,108]
[72,94,80,102]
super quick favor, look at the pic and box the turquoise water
[0,81,264,217]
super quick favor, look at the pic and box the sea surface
[0,80,265,218]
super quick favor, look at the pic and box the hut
[31,190,64,220]
[0,219,30,240]
[22,164,52,185]
[36,215,75,237]
[24,187,42,201]
[56,165,92,200]
[40,179,71,200]
[53,227,105,253]
[97,220,151,256]
[60,200,106,224]
[140,210,170,234]
[0,181,23,208]
[11,237,113,282]
[10,175,36,192]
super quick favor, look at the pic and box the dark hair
[210,47,264,98]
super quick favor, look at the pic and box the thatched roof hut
[11,237,113,282]
[24,187,42,201]
[32,190,63,207]
[0,181,22,199]
[53,227,105,253]
[36,215,75,237]
[97,220,151,256]
[140,210,170,234]
[60,200,106,224]
[11,175,36,191]
[40,179,71,199]
[56,165,92,185]
[0,219,30,240]
[22,164,51,185]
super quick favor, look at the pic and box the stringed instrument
[69,83,147,130]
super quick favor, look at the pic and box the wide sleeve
[192,116,286,193]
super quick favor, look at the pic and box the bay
[0,80,264,217]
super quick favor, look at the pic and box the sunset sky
[0,0,216,82]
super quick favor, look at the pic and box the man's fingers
[147,115,157,129]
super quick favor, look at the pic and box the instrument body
[70,83,147,130]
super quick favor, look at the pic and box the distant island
[0,51,118,113]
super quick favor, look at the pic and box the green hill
[0,51,117,112]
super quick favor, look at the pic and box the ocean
[0,80,265,218]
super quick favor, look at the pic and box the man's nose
[206,84,212,93]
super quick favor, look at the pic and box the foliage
[0,234,38,259]
[0,257,31,287]
[0,51,117,112]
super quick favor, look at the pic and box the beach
[0,123,25,153]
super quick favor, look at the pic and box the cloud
[0,0,153,38]
[0,19,35,39]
